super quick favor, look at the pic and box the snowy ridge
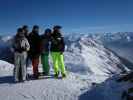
[65,36,128,76]
[1,36,13,42]
[0,60,14,76]
[0,60,13,71]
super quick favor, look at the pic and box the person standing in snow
[51,25,66,78]
[13,28,30,82]
[28,25,41,79]
[40,29,52,76]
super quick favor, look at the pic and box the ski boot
[62,73,66,79]
[54,72,59,79]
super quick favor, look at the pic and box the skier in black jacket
[51,25,66,78]
[28,25,41,78]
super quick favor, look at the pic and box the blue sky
[0,0,133,35]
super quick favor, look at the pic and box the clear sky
[0,0,133,35]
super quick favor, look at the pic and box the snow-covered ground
[0,60,127,100]
[0,60,107,100]
[0,36,131,100]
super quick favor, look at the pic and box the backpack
[13,36,29,53]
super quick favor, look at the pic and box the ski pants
[32,57,39,77]
[26,54,31,68]
[41,52,49,75]
[14,52,27,81]
[51,52,66,74]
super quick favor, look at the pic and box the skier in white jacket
[13,28,30,82]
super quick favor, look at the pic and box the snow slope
[0,60,14,76]
[85,32,133,64]
[0,35,130,100]
[65,36,128,76]
[79,74,133,100]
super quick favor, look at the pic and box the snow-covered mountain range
[66,32,133,63]
[83,32,133,43]
[93,32,133,63]
[0,33,132,100]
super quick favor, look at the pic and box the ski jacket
[40,34,50,53]
[28,32,41,58]
[50,32,65,52]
